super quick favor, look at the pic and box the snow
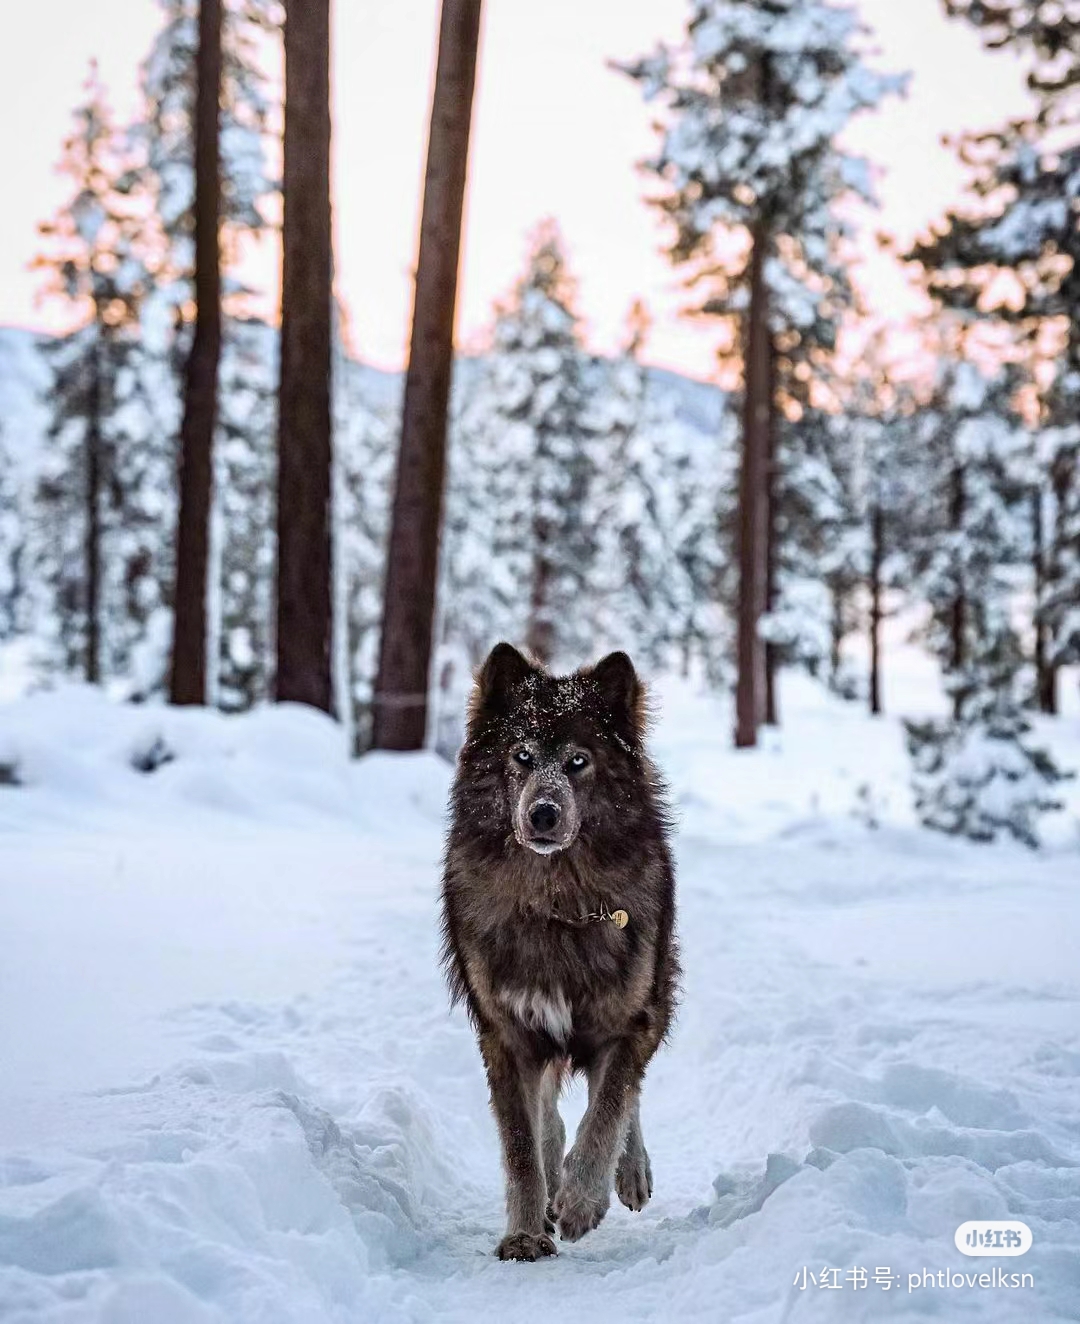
[1,650,1079,1321]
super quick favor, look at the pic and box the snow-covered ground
[1,661,1079,1322]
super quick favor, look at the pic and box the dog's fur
[440,643,679,1261]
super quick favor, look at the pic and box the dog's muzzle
[516,787,578,855]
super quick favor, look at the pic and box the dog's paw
[552,1178,609,1242]
[615,1146,653,1211]
[495,1231,557,1262]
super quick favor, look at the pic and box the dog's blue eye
[514,749,533,767]
[567,753,589,772]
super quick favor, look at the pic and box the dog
[440,642,679,1261]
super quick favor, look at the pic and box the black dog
[441,643,679,1260]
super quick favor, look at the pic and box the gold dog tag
[610,909,629,929]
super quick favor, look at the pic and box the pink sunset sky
[0,0,1031,381]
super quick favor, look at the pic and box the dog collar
[550,901,629,930]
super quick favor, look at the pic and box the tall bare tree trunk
[763,376,779,726]
[276,0,333,713]
[735,219,770,749]
[170,0,222,706]
[1032,486,1057,715]
[949,463,966,721]
[372,0,483,749]
[85,344,103,685]
[869,500,884,715]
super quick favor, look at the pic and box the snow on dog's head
[455,642,657,859]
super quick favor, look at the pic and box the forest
[0,0,1078,850]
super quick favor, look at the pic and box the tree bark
[735,219,771,748]
[949,463,966,721]
[869,500,884,715]
[1032,486,1057,714]
[170,0,222,706]
[372,0,483,749]
[276,0,334,713]
[85,342,103,684]
[763,364,779,726]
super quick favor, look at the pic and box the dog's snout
[529,801,561,834]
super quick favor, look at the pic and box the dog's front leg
[481,1031,555,1261]
[553,1039,642,1242]
[615,1093,652,1211]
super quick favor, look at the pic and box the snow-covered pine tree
[1030,360,1080,712]
[831,333,929,715]
[912,3,1080,710]
[211,318,276,711]
[620,0,903,744]
[0,425,25,643]
[442,224,597,671]
[335,361,397,753]
[588,306,698,672]
[132,0,280,702]
[663,396,734,684]
[903,356,1067,847]
[31,66,159,687]
[762,236,858,716]
[764,402,861,692]
[140,0,278,324]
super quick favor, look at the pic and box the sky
[0,0,1033,381]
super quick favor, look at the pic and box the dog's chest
[495,984,573,1042]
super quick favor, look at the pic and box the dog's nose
[529,801,561,834]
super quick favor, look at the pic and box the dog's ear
[472,642,535,718]
[591,651,643,730]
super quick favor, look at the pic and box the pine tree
[764,403,861,690]
[441,227,597,672]
[0,426,25,643]
[335,362,397,752]
[373,0,483,750]
[139,0,278,319]
[276,0,333,713]
[31,66,156,686]
[1030,361,1080,713]
[589,312,730,676]
[212,318,276,710]
[170,0,224,707]
[589,311,675,669]
[903,355,1068,847]
[620,0,903,746]
[913,3,1080,716]
[132,0,280,704]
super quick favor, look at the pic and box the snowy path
[1,682,1079,1321]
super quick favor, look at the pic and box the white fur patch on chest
[497,985,572,1042]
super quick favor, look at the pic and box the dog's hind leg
[539,1059,566,1230]
[553,1040,644,1242]
[614,1094,652,1211]
[481,1032,556,1261]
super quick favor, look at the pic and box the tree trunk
[949,463,966,721]
[735,219,770,748]
[525,520,554,667]
[763,365,779,726]
[170,0,223,706]
[829,581,843,686]
[869,500,884,715]
[1032,486,1057,715]
[372,0,483,749]
[276,0,333,713]
[85,341,103,685]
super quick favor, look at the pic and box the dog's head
[465,642,647,856]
